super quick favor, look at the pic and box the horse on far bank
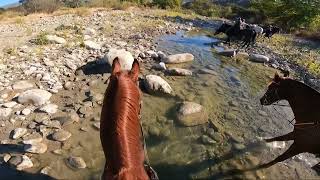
[100,57,158,180]
[258,73,320,169]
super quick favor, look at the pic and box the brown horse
[258,73,320,168]
[100,58,157,180]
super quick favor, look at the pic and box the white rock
[3,154,11,162]
[104,49,134,70]
[18,89,52,106]
[12,128,28,139]
[144,75,173,95]
[83,28,96,36]
[39,104,58,114]
[45,35,66,44]
[51,129,71,142]
[0,108,12,118]
[84,40,101,50]
[2,101,17,108]
[21,108,31,116]
[67,156,86,169]
[249,54,270,63]
[65,61,77,71]
[12,81,34,90]
[166,68,192,76]
[24,142,47,154]
[177,101,208,126]
[162,53,194,64]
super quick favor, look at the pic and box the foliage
[153,0,181,9]
[21,0,61,13]
[33,31,49,45]
[251,0,320,30]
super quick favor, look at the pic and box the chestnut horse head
[100,57,150,180]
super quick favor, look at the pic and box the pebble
[12,128,28,139]
[67,156,86,169]
[51,130,71,142]
[21,108,32,116]
[8,155,33,170]
[24,142,47,154]
[39,104,58,114]
[92,122,100,130]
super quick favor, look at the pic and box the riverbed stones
[104,49,134,70]
[249,54,270,63]
[12,81,34,90]
[8,155,33,170]
[144,75,173,95]
[67,156,86,169]
[39,104,58,114]
[199,68,218,75]
[201,135,216,145]
[2,101,17,108]
[24,142,47,154]
[176,101,208,126]
[152,62,167,70]
[166,68,192,76]
[162,53,194,64]
[45,35,66,44]
[51,130,71,142]
[17,89,52,106]
[84,40,101,50]
[218,49,236,57]
[12,128,27,139]
[0,107,12,118]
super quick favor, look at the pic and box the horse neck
[282,80,320,122]
[101,76,147,179]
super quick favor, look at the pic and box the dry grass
[0,10,24,22]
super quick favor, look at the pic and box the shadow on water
[0,144,25,154]
[0,164,55,180]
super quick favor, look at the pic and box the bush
[22,0,60,14]
[153,0,181,9]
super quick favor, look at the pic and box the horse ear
[130,59,140,82]
[111,57,121,75]
[274,73,281,82]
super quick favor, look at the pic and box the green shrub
[33,32,49,45]
[153,0,181,9]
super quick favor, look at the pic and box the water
[6,31,319,179]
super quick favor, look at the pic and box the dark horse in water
[100,58,158,180]
[258,73,320,169]
[214,19,257,48]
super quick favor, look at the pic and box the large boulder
[17,89,52,106]
[162,53,194,64]
[144,75,173,95]
[104,49,134,70]
[249,54,270,63]
[176,101,208,126]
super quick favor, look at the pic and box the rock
[84,28,96,36]
[148,126,160,137]
[39,104,58,114]
[249,54,270,63]
[84,40,101,50]
[18,89,52,106]
[199,68,218,75]
[162,53,194,64]
[258,110,268,116]
[157,51,166,60]
[144,75,173,95]
[218,49,236,57]
[2,101,17,108]
[92,122,100,130]
[23,134,43,144]
[0,108,12,118]
[24,142,47,154]
[225,112,237,121]
[9,155,33,170]
[45,35,66,44]
[166,68,192,76]
[3,154,11,162]
[146,50,158,59]
[51,130,71,142]
[65,61,77,71]
[237,52,249,59]
[228,101,239,107]
[177,102,208,126]
[67,156,86,169]
[12,81,34,90]
[12,128,27,139]
[211,133,223,142]
[201,135,216,144]
[152,62,167,71]
[104,49,134,70]
[40,166,52,175]
[21,108,32,116]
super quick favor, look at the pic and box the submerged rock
[144,75,173,95]
[162,53,194,64]
[67,156,86,169]
[166,68,192,76]
[249,54,270,63]
[199,68,218,75]
[104,49,134,70]
[176,101,208,126]
[18,89,52,106]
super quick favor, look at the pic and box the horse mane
[282,78,320,95]
[101,71,147,179]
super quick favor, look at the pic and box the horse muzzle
[260,96,270,105]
